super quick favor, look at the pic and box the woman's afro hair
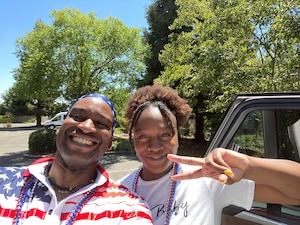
[125,83,192,127]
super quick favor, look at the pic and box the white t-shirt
[118,163,255,225]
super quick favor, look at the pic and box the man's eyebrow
[97,114,112,123]
[69,107,84,112]
[70,107,113,125]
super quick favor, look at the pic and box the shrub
[116,116,129,133]
[111,136,131,153]
[0,113,13,127]
[28,129,57,155]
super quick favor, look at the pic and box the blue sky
[0,0,151,102]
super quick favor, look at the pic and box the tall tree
[13,8,148,126]
[140,0,178,87]
[1,88,32,116]
[158,0,300,141]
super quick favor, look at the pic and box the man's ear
[107,135,113,151]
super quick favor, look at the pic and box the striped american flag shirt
[0,158,153,225]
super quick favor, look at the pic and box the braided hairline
[126,84,191,126]
[128,101,150,145]
[128,101,176,147]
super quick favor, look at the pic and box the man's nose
[77,118,96,133]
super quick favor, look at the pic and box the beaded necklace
[132,162,178,225]
[13,170,98,225]
[44,164,95,194]
[13,175,37,225]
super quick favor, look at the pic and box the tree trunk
[194,112,205,143]
[36,112,42,127]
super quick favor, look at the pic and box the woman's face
[133,105,179,180]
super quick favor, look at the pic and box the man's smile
[72,136,95,146]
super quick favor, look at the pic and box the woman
[118,83,300,225]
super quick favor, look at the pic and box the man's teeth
[73,137,93,146]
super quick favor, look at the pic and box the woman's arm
[168,148,300,204]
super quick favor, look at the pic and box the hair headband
[67,93,117,133]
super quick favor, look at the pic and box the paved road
[0,123,141,180]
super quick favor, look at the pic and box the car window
[228,111,264,157]
[279,110,300,162]
[227,109,300,162]
[52,116,60,122]
[226,108,300,218]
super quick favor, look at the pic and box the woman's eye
[137,134,148,139]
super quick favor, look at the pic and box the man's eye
[71,114,84,122]
[95,121,110,129]
[162,133,172,137]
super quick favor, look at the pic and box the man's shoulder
[116,169,140,190]
[94,178,150,206]
[0,166,27,180]
[0,166,27,195]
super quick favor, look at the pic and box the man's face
[55,97,113,171]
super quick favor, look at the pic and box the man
[0,94,153,225]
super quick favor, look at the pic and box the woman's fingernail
[224,169,233,178]
[219,179,227,184]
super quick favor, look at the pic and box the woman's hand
[167,148,249,184]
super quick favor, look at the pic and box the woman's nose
[148,137,163,152]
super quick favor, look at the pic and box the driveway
[0,123,141,180]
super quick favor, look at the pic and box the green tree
[13,8,148,126]
[141,0,178,87]
[2,88,33,116]
[158,0,300,141]
[0,103,6,115]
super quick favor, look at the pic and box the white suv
[43,112,67,129]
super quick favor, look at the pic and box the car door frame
[204,93,300,225]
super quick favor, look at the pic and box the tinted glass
[226,109,300,217]
[228,111,264,157]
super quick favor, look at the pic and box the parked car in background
[43,112,67,129]
[204,93,300,225]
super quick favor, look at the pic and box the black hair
[125,83,192,144]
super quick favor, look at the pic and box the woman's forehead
[138,106,176,125]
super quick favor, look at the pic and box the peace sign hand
[167,148,248,184]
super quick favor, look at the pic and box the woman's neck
[140,164,174,181]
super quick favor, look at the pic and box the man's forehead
[75,96,106,105]
[71,98,111,114]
